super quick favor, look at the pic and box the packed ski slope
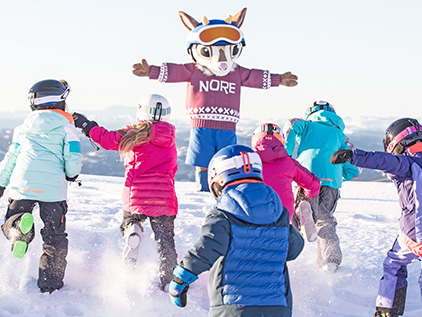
[0,175,421,317]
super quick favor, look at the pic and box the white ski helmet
[136,94,171,122]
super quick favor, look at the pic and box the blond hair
[118,121,152,154]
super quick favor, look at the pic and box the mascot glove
[72,112,98,137]
[330,150,353,164]
[169,265,198,307]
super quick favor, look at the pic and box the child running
[0,79,82,293]
[330,117,422,317]
[284,101,359,272]
[251,122,321,241]
[168,144,304,317]
[72,94,178,290]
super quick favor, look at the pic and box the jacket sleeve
[352,149,412,178]
[238,65,280,88]
[292,159,320,198]
[63,124,83,178]
[284,119,307,156]
[149,63,194,83]
[181,211,231,276]
[286,225,304,261]
[0,127,22,187]
[89,126,123,151]
[342,162,360,181]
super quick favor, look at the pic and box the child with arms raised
[73,94,178,290]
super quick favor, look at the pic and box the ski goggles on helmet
[385,125,422,153]
[186,22,245,49]
[252,123,285,146]
[304,101,335,120]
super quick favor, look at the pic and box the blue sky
[0,0,421,121]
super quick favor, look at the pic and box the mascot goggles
[252,123,285,145]
[304,101,335,119]
[386,125,422,153]
[186,24,245,48]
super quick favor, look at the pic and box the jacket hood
[253,135,289,163]
[150,121,176,148]
[307,110,345,131]
[23,110,71,134]
[216,182,283,225]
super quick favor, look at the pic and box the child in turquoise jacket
[284,101,359,272]
[0,79,82,293]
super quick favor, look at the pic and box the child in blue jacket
[0,79,82,293]
[331,117,422,317]
[284,101,359,272]
[167,144,304,317]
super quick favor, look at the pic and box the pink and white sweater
[89,121,178,217]
[149,63,281,131]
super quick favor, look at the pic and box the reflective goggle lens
[198,26,242,45]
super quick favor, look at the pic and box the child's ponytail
[118,121,152,154]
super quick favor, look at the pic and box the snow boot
[374,308,396,317]
[12,213,34,259]
[122,223,142,267]
[390,285,407,316]
[296,201,317,242]
[195,170,209,192]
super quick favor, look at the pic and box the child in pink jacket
[73,94,178,290]
[252,123,320,242]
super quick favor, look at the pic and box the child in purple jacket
[330,117,422,317]
[132,8,298,191]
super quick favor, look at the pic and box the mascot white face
[179,8,247,77]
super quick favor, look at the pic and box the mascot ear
[179,11,199,31]
[231,8,247,28]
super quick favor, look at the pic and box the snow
[0,175,421,317]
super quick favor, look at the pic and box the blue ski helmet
[208,144,263,198]
[28,79,71,111]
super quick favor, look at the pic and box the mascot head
[179,8,247,77]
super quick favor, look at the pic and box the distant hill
[0,108,395,182]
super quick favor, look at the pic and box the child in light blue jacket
[284,101,359,272]
[0,79,82,293]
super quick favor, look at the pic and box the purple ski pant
[376,237,421,309]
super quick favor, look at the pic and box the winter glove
[66,174,79,182]
[279,72,298,87]
[132,58,151,77]
[0,186,5,198]
[72,112,98,137]
[330,150,353,164]
[169,265,198,307]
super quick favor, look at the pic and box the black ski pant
[120,211,178,287]
[1,199,68,290]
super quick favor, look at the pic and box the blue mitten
[169,265,198,307]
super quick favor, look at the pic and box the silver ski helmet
[383,118,422,154]
[28,79,71,111]
[136,94,171,122]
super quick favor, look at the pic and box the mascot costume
[133,8,298,191]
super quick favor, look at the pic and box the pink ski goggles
[386,126,422,153]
